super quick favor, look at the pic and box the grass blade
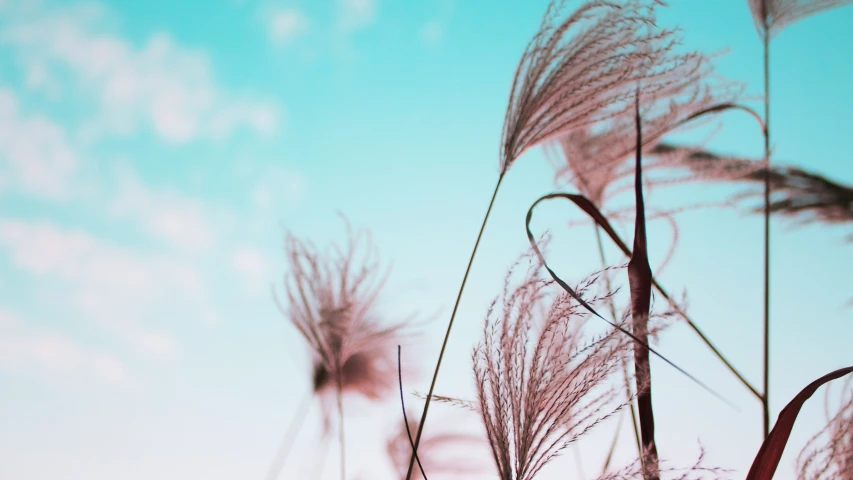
[524,192,733,409]
[526,190,760,400]
[746,366,853,480]
[627,93,659,479]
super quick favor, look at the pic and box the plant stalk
[594,225,643,462]
[405,173,505,480]
[762,21,772,440]
[337,379,346,480]
[264,392,313,480]
[629,92,659,480]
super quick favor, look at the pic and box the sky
[0,0,851,479]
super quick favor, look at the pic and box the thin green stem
[762,25,772,440]
[405,173,505,480]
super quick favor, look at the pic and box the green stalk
[405,173,506,480]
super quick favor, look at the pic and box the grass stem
[405,173,505,480]
[264,392,313,480]
[337,380,346,480]
[762,21,772,441]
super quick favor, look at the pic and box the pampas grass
[472,249,631,480]
[408,1,736,475]
[746,0,853,38]
[795,377,853,479]
[260,1,852,478]
[650,143,853,229]
[745,0,853,437]
[273,216,413,480]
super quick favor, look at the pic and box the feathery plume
[755,167,853,226]
[387,409,488,480]
[795,377,853,479]
[275,216,412,480]
[647,143,763,183]
[410,1,737,477]
[546,125,636,207]
[473,250,630,480]
[746,0,853,438]
[545,54,737,208]
[747,0,853,39]
[598,447,732,479]
[277,217,410,415]
[650,143,853,228]
[501,0,735,174]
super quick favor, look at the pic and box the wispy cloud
[0,2,280,143]
[419,20,444,46]
[418,0,454,48]
[0,309,130,384]
[0,0,297,388]
[0,88,77,199]
[250,164,305,211]
[339,0,377,33]
[109,164,226,254]
[231,246,269,294]
[0,219,215,359]
[268,7,309,46]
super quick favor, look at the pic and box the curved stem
[526,192,737,408]
[398,346,428,480]
[264,392,313,480]
[405,173,505,480]
[531,190,761,400]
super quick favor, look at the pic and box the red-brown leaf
[746,366,853,480]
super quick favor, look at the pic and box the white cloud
[268,8,309,46]
[0,88,77,199]
[0,309,130,384]
[0,3,280,143]
[211,100,279,138]
[0,309,21,328]
[24,60,61,97]
[231,246,269,293]
[419,20,444,46]
[339,0,377,33]
[109,165,220,254]
[0,220,216,359]
[250,165,305,210]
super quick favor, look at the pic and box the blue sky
[0,0,851,479]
